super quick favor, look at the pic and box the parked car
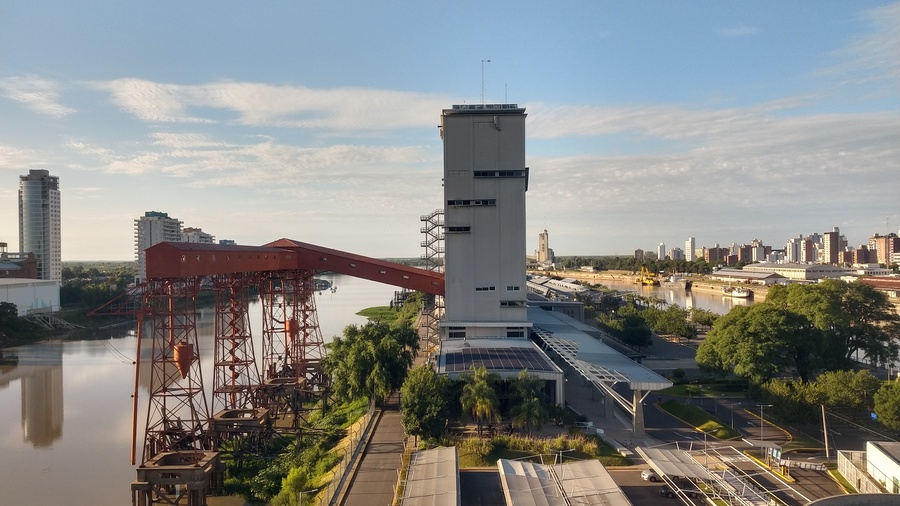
[641,469,659,482]
[659,486,676,498]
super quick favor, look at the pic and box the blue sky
[1,1,898,260]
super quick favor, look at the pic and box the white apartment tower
[657,242,666,260]
[685,237,695,262]
[134,211,183,282]
[440,104,530,339]
[18,169,61,281]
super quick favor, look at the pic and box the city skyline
[1,1,898,261]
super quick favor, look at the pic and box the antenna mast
[481,59,491,104]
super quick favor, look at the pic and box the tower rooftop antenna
[481,59,491,104]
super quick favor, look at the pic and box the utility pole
[822,404,830,460]
[481,59,491,104]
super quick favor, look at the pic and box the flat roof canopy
[528,307,672,391]
[498,459,632,506]
[437,338,563,376]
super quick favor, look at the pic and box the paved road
[341,395,405,506]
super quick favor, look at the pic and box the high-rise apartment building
[822,227,841,265]
[18,169,61,281]
[685,237,695,262]
[869,233,900,266]
[657,242,666,261]
[440,104,529,339]
[134,211,183,282]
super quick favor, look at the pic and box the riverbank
[534,269,769,302]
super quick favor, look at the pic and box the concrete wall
[0,279,60,316]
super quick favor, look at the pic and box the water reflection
[593,279,755,315]
[0,343,64,447]
[0,274,398,505]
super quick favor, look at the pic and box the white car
[641,469,659,482]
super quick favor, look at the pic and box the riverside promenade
[340,393,406,506]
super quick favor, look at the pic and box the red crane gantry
[91,239,444,469]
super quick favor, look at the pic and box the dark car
[660,483,703,499]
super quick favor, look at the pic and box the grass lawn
[660,400,741,440]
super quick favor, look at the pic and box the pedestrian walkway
[341,394,405,506]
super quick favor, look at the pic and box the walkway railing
[316,401,377,506]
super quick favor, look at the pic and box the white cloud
[0,75,75,118]
[717,26,759,37]
[820,2,900,91]
[94,78,453,131]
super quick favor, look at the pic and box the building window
[475,286,496,292]
[446,226,471,233]
[447,199,497,207]
[507,328,525,338]
[474,170,526,178]
[449,330,467,338]
[506,286,520,291]
[500,301,525,307]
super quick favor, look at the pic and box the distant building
[870,233,900,266]
[134,211,183,282]
[0,278,60,315]
[536,229,554,263]
[634,249,644,260]
[705,244,730,265]
[218,239,236,246]
[181,227,215,244]
[743,262,848,281]
[685,237,695,262]
[657,242,666,260]
[668,247,684,261]
[0,242,38,279]
[822,227,844,264]
[18,169,61,282]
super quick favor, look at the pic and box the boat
[722,286,753,299]
[634,266,659,286]
[661,275,693,291]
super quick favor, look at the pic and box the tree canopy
[460,365,501,435]
[698,280,899,382]
[400,365,450,440]
[323,321,418,404]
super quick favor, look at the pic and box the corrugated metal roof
[402,446,460,506]
[528,307,672,391]
[498,459,632,506]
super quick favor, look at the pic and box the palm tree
[460,365,500,436]
[511,396,547,436]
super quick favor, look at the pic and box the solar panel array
[444,346,556,373]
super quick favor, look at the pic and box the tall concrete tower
[439,104,530,339]
[685,237,695,262]
[537,229,550,263]
[18,169,61,281]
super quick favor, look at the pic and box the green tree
[874,382,900,431]
[324,321,418,404]
[460,365,500,436]
[697,304,818,382]
[400,365,450,441]
[767,281,900,370]
[816,369,882,418]
[510,370,548,436]
[0,301,17,326]
[762,379,824,424]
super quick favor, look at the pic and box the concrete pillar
[632,389,645,437]
[604,388,615,419]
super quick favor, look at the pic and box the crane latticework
[212,273,261,413]
[142,278,212,463]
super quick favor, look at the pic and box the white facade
[743,262,849,281]
[657,242,666,260]
[0,278,60,315]
[181,227,215,244]
[867,441,900,494]
[439,104,530,339]
[134,211,183,282]
[685,237,695,262]
[18,170,61,282]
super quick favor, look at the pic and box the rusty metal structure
[92,238,444,506]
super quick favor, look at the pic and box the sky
[1,1,898,261]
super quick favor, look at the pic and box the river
[586,278,755,315]
[0,274,398,506]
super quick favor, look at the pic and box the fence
[314,401,378,506]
